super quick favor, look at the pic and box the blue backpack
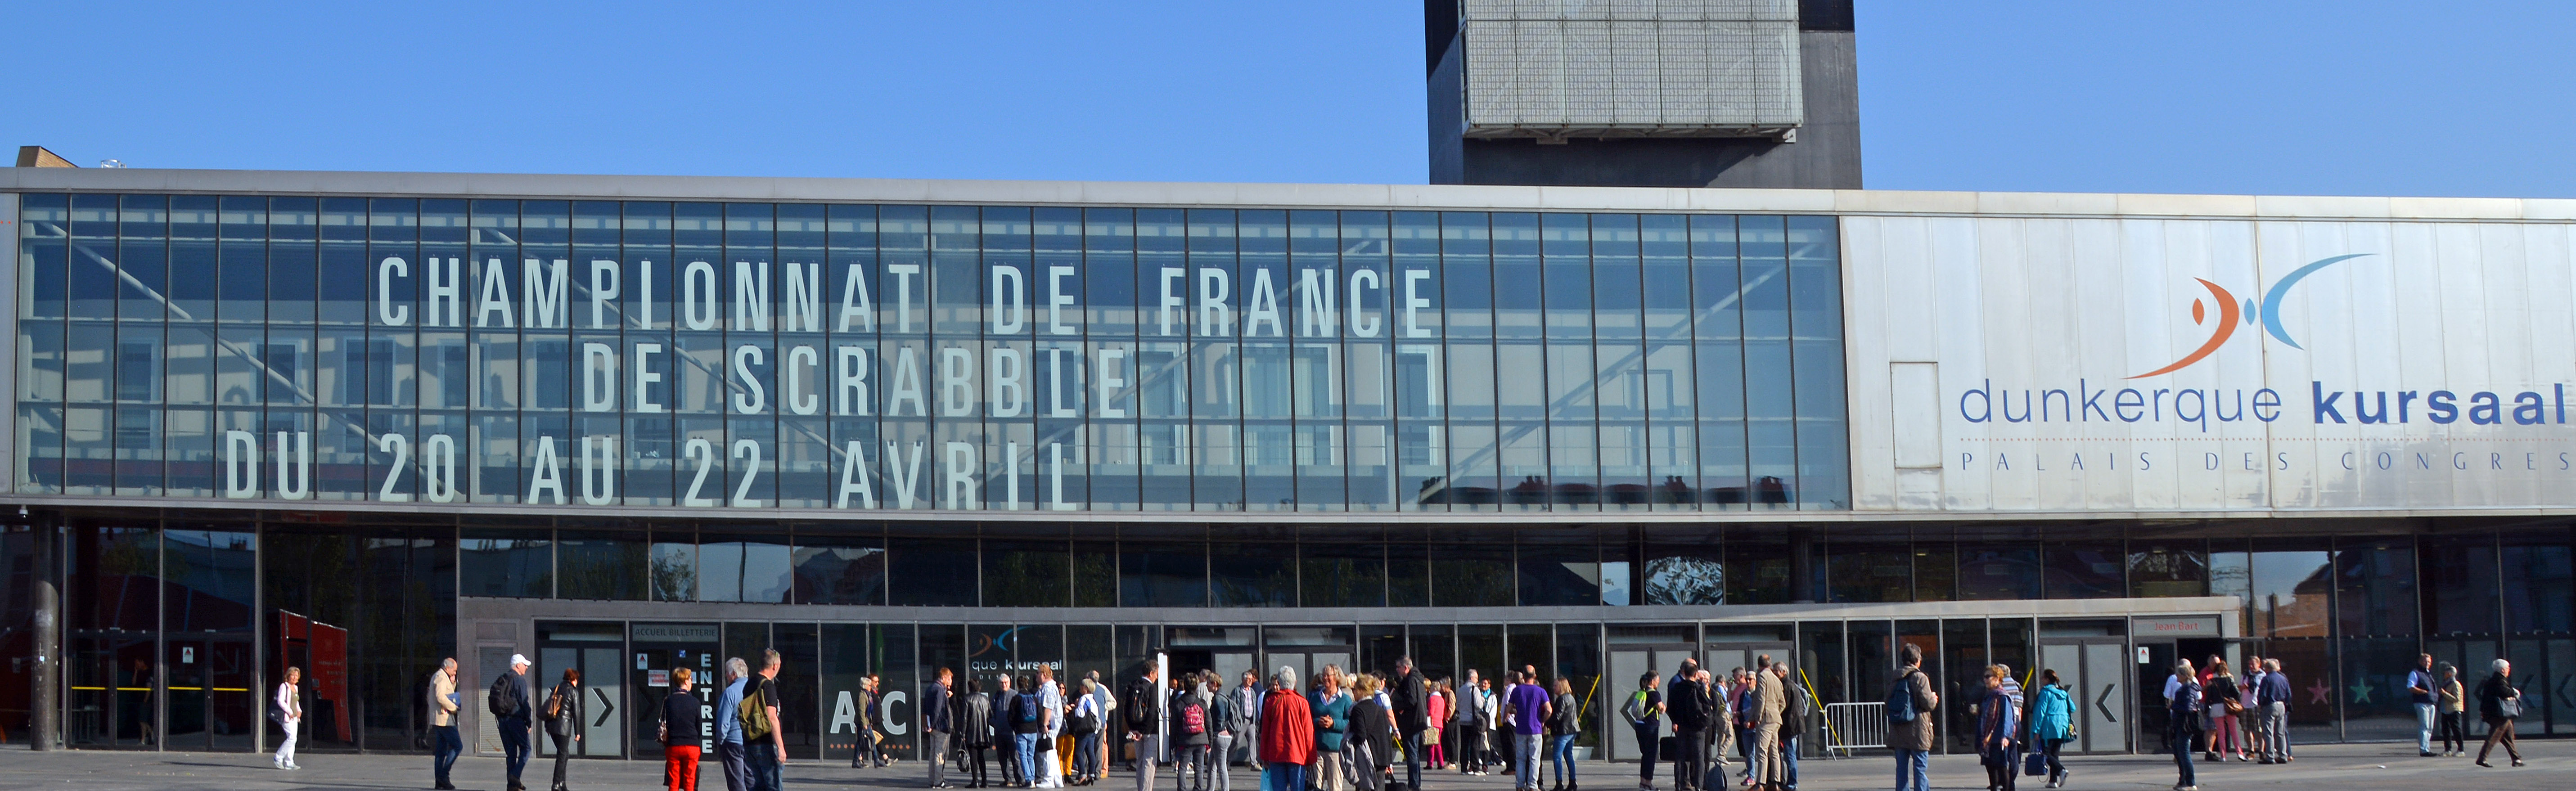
[1886,671,1920,724]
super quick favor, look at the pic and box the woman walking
[1546,678,1581,791]
[547,668,584,791]
[272,666,302,770]
[2202,660,2243,763]
[660,668,702,791]
[2435,663,2467,757]
[2025,670,2073,789]
[2475,659,2524,767]
[1976,669,2019,791]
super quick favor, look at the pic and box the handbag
[2498,696,2521,719]
[2023,751,2048,776]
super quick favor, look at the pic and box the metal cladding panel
[1844,215,2576,513]
[1459,0,1802,135]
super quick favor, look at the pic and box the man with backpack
[489,654,535,791]
[1014,674,1048,788]
[1770,663,1804,791]
[926,668,956,788]
[746,651,790,791]
[1887,645,1937,791]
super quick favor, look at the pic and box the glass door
[629,622,722,759]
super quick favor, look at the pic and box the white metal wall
[1844,215,2576,512]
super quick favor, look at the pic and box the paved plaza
[0,742,2566,791]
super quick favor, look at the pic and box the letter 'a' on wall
[1841,215,2576,513]
[10,194,1850,514]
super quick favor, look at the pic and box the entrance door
[1603,644,1697,760]
[536,621,629,759]
[630,623,723,759]
[2039,640,2130,753]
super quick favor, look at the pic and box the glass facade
[3,185,2571,758]
[13,196,1849,513]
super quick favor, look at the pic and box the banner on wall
[1843,215,2576,512]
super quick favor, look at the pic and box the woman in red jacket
[1260,666,1315,791]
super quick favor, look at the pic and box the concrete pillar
[31,518,59,750]
[1788,527,1818,604]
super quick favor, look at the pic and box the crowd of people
[353,645,2536,791]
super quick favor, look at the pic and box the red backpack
[1183,701,1207,734]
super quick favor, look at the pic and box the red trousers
[666,745,703,791]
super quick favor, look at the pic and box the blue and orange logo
[2130,254,2372,378]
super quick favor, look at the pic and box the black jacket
[961,692,994,748]
[1389,670,1428,733]
[2478,674,2521,723]
[544,680,581,737]
[1347,698,1396,769]
[1666,675,1713,732]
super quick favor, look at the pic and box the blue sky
[12,1,2576,197]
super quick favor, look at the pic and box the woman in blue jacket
[2025,670,2075,789]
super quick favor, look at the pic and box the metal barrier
[1823,701,1887,755]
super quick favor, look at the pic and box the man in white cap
[492,654,537,791]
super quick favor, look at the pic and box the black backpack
[488,673,518,718]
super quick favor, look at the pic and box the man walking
[492,655,536,791]
[2408,653,2438,757]
[430,658,463,790]
[1259,667,1313,791]
[2255,659,2291,764]
[927,668,957,788]
[1887,645,1937,791]
[1389,657,1429,791]
[1665,661,1711,791]
[1504,670,1550,791]
[718,659,753,791]
[751,651,789,791]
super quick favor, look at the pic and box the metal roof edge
[4,168,2571,222]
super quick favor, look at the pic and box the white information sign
[1844,216,2576,512]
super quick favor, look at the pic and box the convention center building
[2,167,2571,763]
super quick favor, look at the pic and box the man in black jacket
[1389,656,1429,791]
[1664,660,1712,791]
[925,669,957,787]
[491,654,535,791]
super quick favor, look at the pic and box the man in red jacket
[1260,666,1315,791]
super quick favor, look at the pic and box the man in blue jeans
[1505,670,1551,791]
[718,658,754,791]
[1887,645,1937,791]
[2407,653,2438,757]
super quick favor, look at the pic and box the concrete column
[1788,528,1818,604]
[31,518,59,750]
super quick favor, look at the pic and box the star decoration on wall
[2308,679,2331,705]
[2348,678,2373,705]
